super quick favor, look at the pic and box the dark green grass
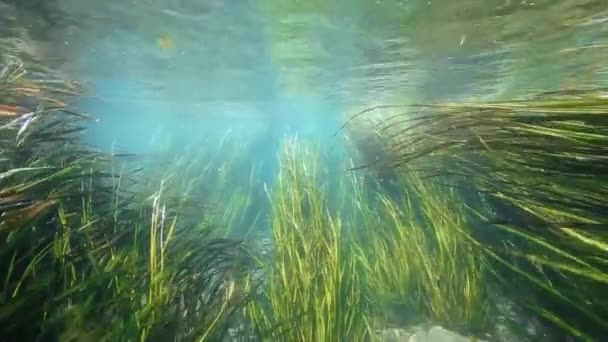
[0,60,253,342]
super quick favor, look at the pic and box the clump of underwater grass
[0,61,120,340]
[337,155,415,313]
[112,179,252,342]
[340,123,490,334]
[246,136,373,341]
[341,89,608,339]
[0,60,252,341]
[347,174,419,327]
[346,166,490,335]
[405,173,490,334]
[135,128,264,239]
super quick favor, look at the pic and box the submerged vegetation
[0,59,251,341]
[351,171,491,335]
[2,54,607,342]
[2,1,608,341]
[342,88,608,340]
[246,138,492,340]
[247,138,372,341]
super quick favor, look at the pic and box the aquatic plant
[342,117,490,332]
[133,129,264,239]
[405,174,490,334]
[344,89,608,339]
[0,60,251,341]
[348,170,490,335]
[246,137,373,341]
[348,175,419,327]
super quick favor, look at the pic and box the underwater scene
[1,0,607,341]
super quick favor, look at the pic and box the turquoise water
[37,0,605,156]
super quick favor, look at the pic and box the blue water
[52,0,607,175]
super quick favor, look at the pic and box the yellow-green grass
[341,125,490,332]
[246,137,373,341]
[406,173,490,334]
[348,170,490,334]
[342,89,608,338]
